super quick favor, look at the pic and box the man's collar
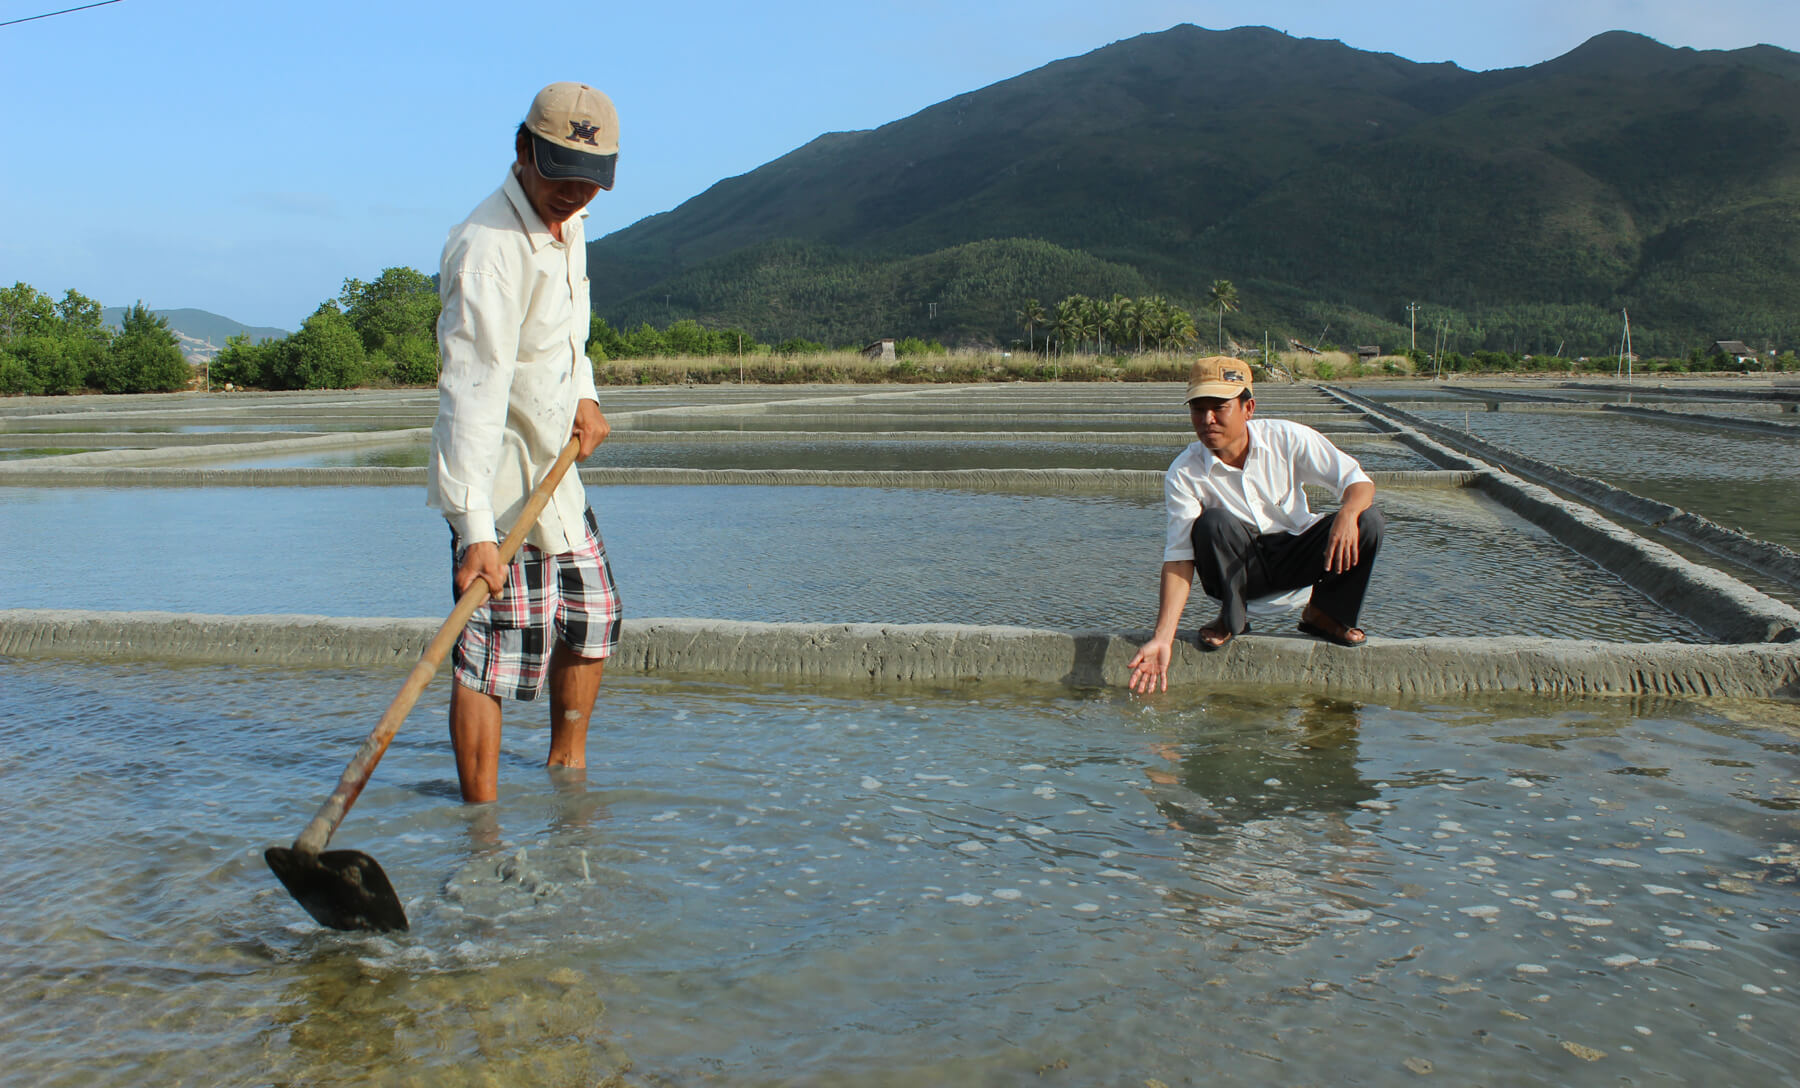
[502,165,589,252]
[1198,418,1258,472]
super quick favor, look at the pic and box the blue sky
[3,0,1797,330]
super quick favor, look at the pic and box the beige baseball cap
[525,82,619,190]
[1184,356,1254,402]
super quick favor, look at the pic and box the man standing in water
[1128,356,1382,693]
[428,82,622,802]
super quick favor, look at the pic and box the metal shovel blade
[265,846,409,932]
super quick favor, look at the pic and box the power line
[0,0,125,28]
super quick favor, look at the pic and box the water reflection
[1147,693,1380,833]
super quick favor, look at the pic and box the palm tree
[1208,279,1240,352]
[1052,296,1087,358]
[1164,304,1198,352]
[1118,295,1146,354]
[1138,297,1168,352]
[1080,295,1107,354]
[1016,298,1046,355]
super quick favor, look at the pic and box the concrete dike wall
[1599,402,1800,436]
[4,610,1796,700]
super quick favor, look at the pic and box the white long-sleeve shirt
[427,167,600,552]
[1161,418,1372,563]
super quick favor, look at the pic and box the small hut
[863,339,896,361]
[1714,340,1760,364]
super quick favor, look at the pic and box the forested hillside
[589,25,1800,357]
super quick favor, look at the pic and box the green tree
[0,282,57,340]
[210,333,270,388]
[1016,298,1046,354]
[663,319,711,356]
[588,315,626,361]
[1116,295,1146,353]
[340,267,440,385]
[1144,299,1197,352]
[1051,296,1087,357]
[1081,295,1108,354]
[93,302,190,393]
[268,302,368,389]
[0,348,33,395]
[13,334,88,394]
[1208,279,1240,352]
[55,289,106,336]
[0,284,110,394]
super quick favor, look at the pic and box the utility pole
[1617,309,1632,380]
[1406,303,1420,352]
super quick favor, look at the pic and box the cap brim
[1185,382,1249,402]
[532,135,617,191]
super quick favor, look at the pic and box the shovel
[266,437,583,931]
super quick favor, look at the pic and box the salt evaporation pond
[0,483,1698,640]
[1411,409,1800,549]
[210,435,1436,474]
[1,659,1795,1086]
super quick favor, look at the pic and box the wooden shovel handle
[292,437,583,855]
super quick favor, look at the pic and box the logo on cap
[1222,368,1246,382]
[568,120,601,146]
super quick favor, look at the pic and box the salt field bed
[3,380,1797,1087]
[211,435,1438,474]
[0,483,1700,640]
[1411,408,1800,550]
[618,414,1379,433]
[1,660,1796,1086]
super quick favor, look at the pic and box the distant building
[1355,345,1380,361]
[863,338,896,361]
[1714,340,1760,363]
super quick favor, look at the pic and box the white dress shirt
[427,167,601,552]
[1161,418,1372,563]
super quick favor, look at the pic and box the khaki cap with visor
[1184,355,1253,403]
[525,82,619,191]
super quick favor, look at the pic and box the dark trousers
[1191,506,1384,636]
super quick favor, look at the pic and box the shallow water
[1414,409,1800,549]
[216,437,1438,474]
[0,483,1698,640]
[1,660,1795,1087]
[621,414,1379,434]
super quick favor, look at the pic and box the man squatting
[427,82,624,802]
[1129,356,1384,693]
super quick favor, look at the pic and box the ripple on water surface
[0,483,1696,639]
[211,435,1437,474]
[1415,408,1800,549]
[0,661,1796,1085]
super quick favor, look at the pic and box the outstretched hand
[1127,637,1173,694]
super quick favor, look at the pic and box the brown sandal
[1297,608,1365,648]
[1196,621,1248,652]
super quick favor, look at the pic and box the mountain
[102,307,290,364]
[587,25,1800,356]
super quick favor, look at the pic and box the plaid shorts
[450,507,623,702]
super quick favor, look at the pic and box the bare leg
[547,639,605,770]
[450,680,504,803]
